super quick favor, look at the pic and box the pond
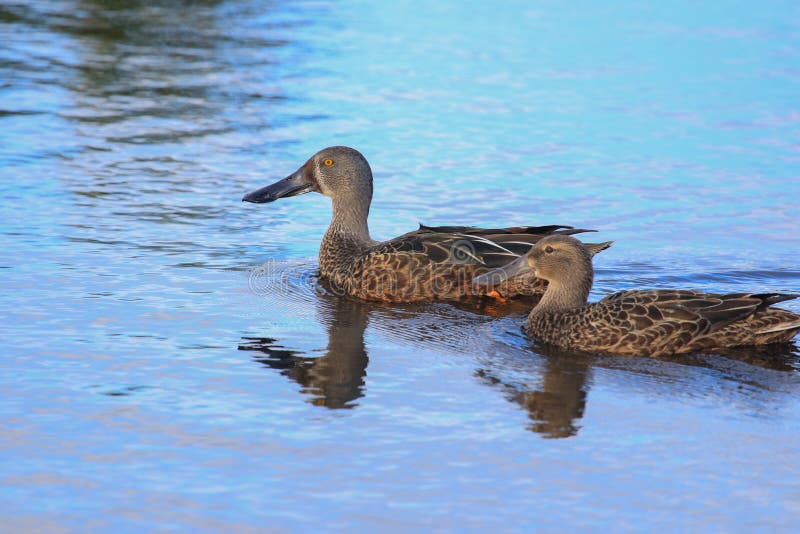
[1,0,799,530]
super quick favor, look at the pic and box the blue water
[2,0,800,530]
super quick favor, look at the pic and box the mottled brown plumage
[244,146,611,302]
[475,235,800,357]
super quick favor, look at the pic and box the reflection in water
[31,0,295,270]
[61,0,237,145]
[477,347,591,439]
[242,258,799,434]
[594,340,800,381]
[239,262,517,410]
[242,274,799,435]
[478,327,800,438]
[692,343,800,373]
[239,296,370,409]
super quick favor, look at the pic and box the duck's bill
[242,167,316,203]
[473,254,533,287]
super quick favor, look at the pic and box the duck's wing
[419,224,597,257]
[711,293,800,344]
[372,227,517,268]
[375,224,606,268]
[600,290,797,335]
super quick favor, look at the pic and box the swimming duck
[474,235,800,357]
[243,146,611,302]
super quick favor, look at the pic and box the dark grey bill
[242,167,315,203]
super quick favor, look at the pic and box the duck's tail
[754,317,800,344]
[757,319,800,336]
[585,241,614,257]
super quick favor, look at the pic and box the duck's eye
[544,245,554,254]
[323,159,333,167]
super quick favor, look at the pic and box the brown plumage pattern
[244,146,611,302]
[320,224,610,301]
[475,235,800,357]
[527,290,800,357]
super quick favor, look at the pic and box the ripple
[248,259,327,309]
[245,258,535,357]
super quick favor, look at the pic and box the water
[2,0,800,530]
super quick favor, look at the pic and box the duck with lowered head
[474,235,800,357]
[243,146,611,302]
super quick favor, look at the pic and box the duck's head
[242,146,373,205]
[474,235,594,288]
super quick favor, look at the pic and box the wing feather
[372,224,606,268]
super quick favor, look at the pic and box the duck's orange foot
[487,290,508,303]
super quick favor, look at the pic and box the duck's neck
[320,195,373,279]
[326,195,372,244]
[532,265,593,316]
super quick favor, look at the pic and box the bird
[474,234,800,357]
[243,146,611,302]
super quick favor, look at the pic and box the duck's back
[526,290,800,357]
[320,224,602,302]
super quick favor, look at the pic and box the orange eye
[323,159,333,166]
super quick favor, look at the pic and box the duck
[243,146,611,302]
[474,235,800,357]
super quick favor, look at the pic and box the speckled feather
[526,290,800,357]
[320,224,608,301]
[475,235,800,357]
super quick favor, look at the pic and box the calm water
[2,0,800,530]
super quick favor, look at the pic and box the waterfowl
[474,235,800,357]
[243,146,611,302]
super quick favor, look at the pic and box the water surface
[2,0,800,530]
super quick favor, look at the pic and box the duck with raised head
[474,235,800,357]
[243,146,611,302]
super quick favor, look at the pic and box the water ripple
[3,0,800,529]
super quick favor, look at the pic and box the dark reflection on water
[477,350,591,439]
[476,323,800,438]
[658,342,800,374]
[2,0,302,273]
[239,295,370,409]
[241,267,800,438]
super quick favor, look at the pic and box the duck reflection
[478,337,799,438]
[477,346,592,439]
[239,296,370,409]
[696,343,800,372]
[240,287,799,432]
